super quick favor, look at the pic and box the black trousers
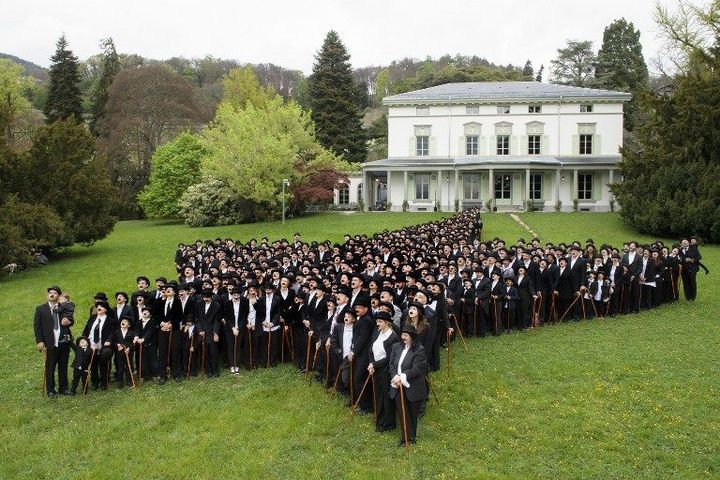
[158,330,182,379]
[200,336,220,375]
[44,345,70,394]
[373,368,395,430]
[89,346,113,388]
[225,330,244,369]
[682,268,698,301]
[259,330,280,367]
[395,392,421,444]
[70,367,86,393]
[136,343,155,379]
[113,348,134,385]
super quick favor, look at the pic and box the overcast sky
[3,0,678,76]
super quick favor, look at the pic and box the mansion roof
[383,82,632,106]
[363,155,622,171]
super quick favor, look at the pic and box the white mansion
[337,81,631,212]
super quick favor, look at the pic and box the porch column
[525,168,531,203]
[554,169,560,206]
[437,169,443,211]
[454,169,460,205]
[386,170,392,209]
[363,171,371,211]
[608,169,614,200]
[573,169,579,202]
[488,168,495,205]
[403,171,408,204]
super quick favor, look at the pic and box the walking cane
[324,344,330,387]
[590,298,599,318]
[124,349,136,388]
[352,373,373,411]
[285,328,295,363]
[451,314,468,352]
[670,268,676,301]
[492,297,498,335]
[40,349,47,398]
[398,383,410,448]
[550,292,557,323]
[83,348,96,395]
[620,285,625,314]
[201,338,206,378]
[446,329,452,377]
[304,332,312,379]
[186,342,193,379]
[371,373,378,425]
[234,333,238,370]
[248,331,254,370]
[349,358,354,406]
[266,330,272,368]
[472,302,477,337]
[280,328,285,364]
[559,293,581,322]
[505,307,510,332]
[138,343,143,385]
[330,361,343,395]
[309,347,319,386]
[638,282,643,311]
[580,288,587,320]
[425,374,440,405]
[166,326,172,376]
[677,265,683,300]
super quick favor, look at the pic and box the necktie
[165,302,170,316]
[94,321,101,345]
[53,306,59,331]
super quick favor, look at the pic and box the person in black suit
[259,283,282,368]
[114,292,135,329]
[82,301,115,390]
[501,277,520,332]
[196,288,222,377]
[515,265,536,330]
[34,285,73,397]
[133,306,155,381]
[553,257,574,321]
[113,317,136,388]
[367,310,400,430]
[351,296,374,411]
[568,246,587,320]
[679,238,701,301]
[488,270,504,334]
[244,283,263,369]
[473,268,491,336]
[389,323,428,447]
[621,242,643,313]
[639,248,658,310]
[69,336,91,395]
[157,283,183,383]
[223,289,246,374]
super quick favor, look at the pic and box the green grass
[1,212,718,479]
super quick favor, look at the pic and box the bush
[401,200,409,212]
[554,200,562,212]
[178,178,257,227]
[0,195,64,269]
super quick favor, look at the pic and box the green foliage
[44,35,83,123]
[550,39,597,87]
[222,66,279,110]
[402,200,409,212]
[89,38,121,136]
[22,119,118,245]
[308,31,367,162]
[138,132,206,218]
[612,31,720,242]
[178,178,256,227]
[0,59,32,137]
[392,60,526,94]
[0,195,64,269]
[572,199,579,212]
[522,60,534,79]
[554,200,562,212]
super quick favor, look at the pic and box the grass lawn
[0,212,717,479]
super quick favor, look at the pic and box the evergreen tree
[550,40,597,87]
[535,65,544,82]
[90,38,121,135]
[44,35,83,124]
[308,31,367,162]
[595,18,649,130]
[522,60,534,80]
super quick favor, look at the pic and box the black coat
[388,343,428,402]
[34,302,74,347]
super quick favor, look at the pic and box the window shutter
[520,135,528,155]
[458,136,465,156]
[572,135,579,155]
[592,173,600,201]
[542,135,550,155]
[479,136,487,155]
[594,134,601,154]
[409,137,415,156]
[429,137,437,156]
[510,136,518,155]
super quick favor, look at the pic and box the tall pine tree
[90,38,121,136]
[595,18,649,130]
[44,35,83,124]
[308,31,367,162]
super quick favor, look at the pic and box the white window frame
[528,135,541,155]
[496,135,510,155]
[528,105,541,113]
[497,105,511,114]
[466,135,479,155]
[578,173,593,200]
[416,136,429,156]
[529,174,542,200]
[415,174,430,200]
[463,174,481,200]
[338,185,349,205]
[579,134,593,155]
[580,104,593,113]
[466,105,479,115]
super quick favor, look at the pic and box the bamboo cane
[40,348,47,398]
[352,373,373,410]
[550,292,557,323]
[371,373,378,425]
[186,335,193,379]
[331,360,343,394]
[580,289,587,320]
[233,332,238,369]
[559,293,581,322]
[399,383,409,448]
[324,343,330,387]
[83,348,96,395]
[266,330,272,368]
[124,349,136,388]
[451,314,468,352]
[248,329,254,370]
[590,297,599,318]
[138,343,143,385]
[304,332,312,379]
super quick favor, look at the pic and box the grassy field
[0,212,717,480]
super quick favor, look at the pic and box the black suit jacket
[368,329,400,370]
[388,343,428,402]
[34,302,74,347]
[82,315,116,346]
[195,301,222,336]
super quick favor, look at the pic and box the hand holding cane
[124,349,136,388]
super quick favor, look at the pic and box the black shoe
[70,390,77,396]
[47,391,57,399]
[397,441,406,447]
[158,377,166,385]
[356,408,369,416]
[174,377,182,383]
[60,389,72,396]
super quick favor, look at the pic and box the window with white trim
[338,185,349,205]
[528,105,541,113]
[466,135,479,155]
[416,136,429,156]
[529,174,542,200]
[415,174,430,200]
[580,104,593,113]
[579,134,593,155]
[463,174,480,200]
[466,106,479,115]
[578,173,593,200]
[496,135,510,155]
[528,135,541,155]
[497,105,510,114]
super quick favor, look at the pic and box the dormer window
[466,105,479,115]
[497,105,510,114]
[528,105,541,113]
[416,106,429,116]
[580,104,593,113]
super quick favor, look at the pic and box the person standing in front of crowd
[34,285,73,398]
[389,323,428,447]
[367,311,400,430]
[679,238,701,301]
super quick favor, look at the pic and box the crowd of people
[33,208,705,447]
